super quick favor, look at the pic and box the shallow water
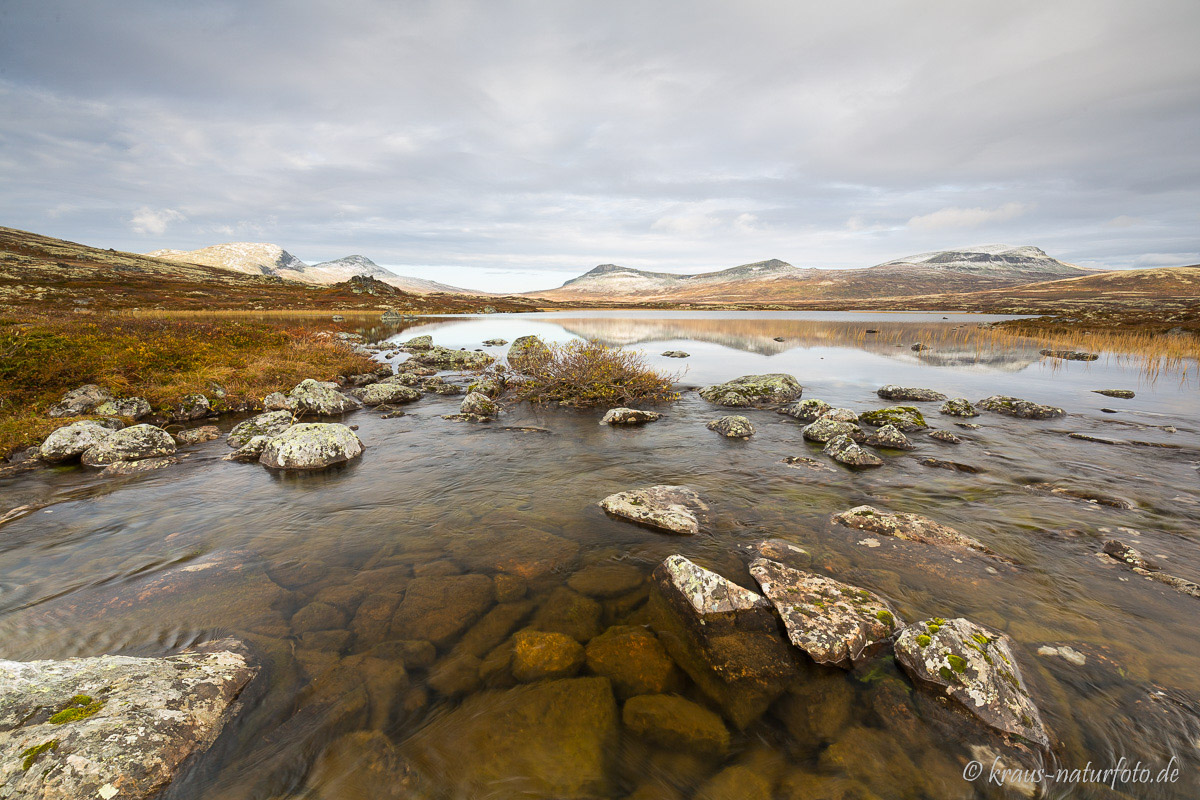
[2,311,1198,799]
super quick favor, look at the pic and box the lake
[2,310,1197,799]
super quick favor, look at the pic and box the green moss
[915,634,932,648]
[20,739,58,771]
[971,633,991,648]
[49,694,105,724]
[926,623,941,635]
[875,609,895,627]
[938,666,955,682]
[946,655,968,674]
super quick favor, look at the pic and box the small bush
[509,339,679,408]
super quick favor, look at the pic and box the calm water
[2,311,1198,799]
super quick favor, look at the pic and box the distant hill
[307,255,475,294]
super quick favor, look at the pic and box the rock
[175,425,220,445]
[410,346,495,371]
[359,383,422,406]
[227,410,294,447]
[48,384,112,417]
[224,435,270,462]
[928,429,962,444]
[460,391,499,418]
[877,385,946,402]
[977,395,1064,419]
[288,379,363,416]
[584,626,682,698]
[302,730,421,800]
[822,407,859,423]
[622,694,731,756]
[38,420,116,463]
[94,396,152,420]
[648,555,798,728]
[567,563,645,598]
[1040,349,1098,361]
[531,587,603,642]
[507,335,552,371]
[863,424,915,450]
[1100,540,1200,599]
[102,456,178,476]
[601,407,661,425]
[258,423,364,470]
[263,391,290,411]
[698,373,802,407]
[956,422,982,430]
[894,617,1049,748]
[831,506,998,557]
[467,375,506,398]
[858,406,927,431]
[388,574,495,647]
[777,398,831,422]
[380,309,402,321]
[921,458,982,473]
[822,435,882,467]
[80,424,176,467]
[1026,482,1133,509]
[483,338,508,346]
[748,558,901,668]
[421,376,466,396]
[0,639,258,800]
[1093,389,1135,399]
[402,334,434,350]
[661,350,690,358]
[706,415,755,438]
[511,630,585,681]
[599,485,708,535]
[171,393,211,421]
[780,456,834,472]
[695,765,772,800]
[911,343,929,351]
[801,417,865,444]
[940,398,979,417]
[403,678,618,798]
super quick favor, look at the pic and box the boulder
[977,395,1064,419]
[599,485,708,535]
[777,398,831,422]
[80,424,176,467]
[863,424,915,451]
[171,394,211,422]
[940,398,979,417]
[821,407,859,423]
[894,617,1049,748]
[698,373,802,407]
[301,730,422,800]
[421,376,465,395]
[858,406,927,431]
[0,639,258,800]
[822,435,882,467]
[584,625,682,699]
[402,334,434,350]
[93,396,152,420]
[409,346,495,371]
[224,435,270,462]
[877,385,947,402]
[749,558,901,668]
[467,375,506,398]
[801,417,865,444]
[460,392,499,418]
[706,415,755,438]
[622,693,731,756]
[174,425,220,445]
[48,384,112,417]
[600,407,661,425]
[38,420,116,463]
[263,391,290,411]
[1040,349,1098,361]
[507,335,552,371]
[258,423,364,470]
[359,383,422,406]
[227,410,294,447]
[287,379,363,416]
[831,505,997,557]
[928,429,962,444]
[511,630,585,682]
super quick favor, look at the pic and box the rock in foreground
[287,379,363,416]
[80,424,176,467]
[38,420,116,463]
[258,423,364,470]
[977,396,1065,419]
[599,485,707,535]
[698,374,802,407]
[0,639,258,800]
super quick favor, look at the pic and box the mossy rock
[857,406,927,431]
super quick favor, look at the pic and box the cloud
[906,202,1030,232]
[1131,252,1199,267]
[1104,215,1144,228]
[129,207,185,235]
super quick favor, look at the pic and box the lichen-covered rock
[0,639,258,800]
[863,424,915,450]
[287,379,363,416]
[263,391,290,411]
[858,405,927,431]
[460,391,499,418]
[821,407,859,423]
[48,384,112,417]
[102,456,178,476]
[80,424,176,467]
[171,393,211,422]
[749,558,901,668]
[831,505,997,557]
[894,618,1049,748]
[706,415,755,438]
[822,435,883,467]
[421,376,466,395]
[801,417,865,444]
[698,373,802,407]
[402,334,434,350]
[600,407,661,425]
[599,485,707,535]
[584,626,682,699]
[359,382,422,406]
[1040,349,1098,361]
[777,398,831,422]
[781,455,835,472]
[928,429,962,444]
[877,385,947,402]
[511,630,585,682]
[409,346,495,371]
[467,375,506,398]
[227,410,294,447]
[38,420,116,463]
[622,693,730,756]
[940,398,979,417]
[258,423,364,470]
[977,395,1064,419]
[1093,389,1135,399]
[94,396,152,420]
[506,335,552,371]
[174,425,220,445]
[223,435,270,462]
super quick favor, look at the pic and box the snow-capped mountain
[870,245,1085,280]
[556,259,806,295]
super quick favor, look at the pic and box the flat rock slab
[0,639,258,800]
[877,385,946,402]
[698,374,802,407]
[831,505,999,558]
[748,558,901,669]
[600,407,661,425]
[977,395,1065,419]
[894,618,1049,748]
[599,485,707,535]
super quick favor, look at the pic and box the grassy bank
[0,315,374,457]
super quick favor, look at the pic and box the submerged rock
[0,639,258,800]
[777,398,831,422]
[48,384,112,417]
[706,415,755,438]
[1040,349,1098,361]
[80,424,176,467]
[599,485,708,535]
[781,455,835,472]
[1093,389,1135,399]
[507,335,552,371]
[1026,482,1133,509]
[831,506,997,557]
[258,423,364,470]
[877,385,947,402]
[928,429,962,444]
[921,457,982,473]
[858,405,927,431]
[102,456,178,476]
[622,693,730,756]
[389,574,495,647]
[894,617,1049,748]
[584,625,682,699]
[940,398,979,417]
[1100,540,1200,599]
[511,630,585,682]
[822,435,882,467]
[698,373,802,407]
[288,379,363,416]
[748,558,901,668]
[227,410,294,447]
[38,420,116,463]
[801,417,865,444]
[977,395,1064,419]
[863,424,915,451]
[600,407,661,425]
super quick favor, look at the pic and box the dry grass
[510,340,680,408]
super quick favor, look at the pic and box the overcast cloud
[2,0,1198,291]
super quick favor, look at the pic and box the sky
[2,0,1198,293]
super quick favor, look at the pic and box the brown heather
[510,340,680,408]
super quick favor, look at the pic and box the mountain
[530,246,1090,302]
[308,255,475,294]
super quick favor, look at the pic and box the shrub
[509,339,679,408]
